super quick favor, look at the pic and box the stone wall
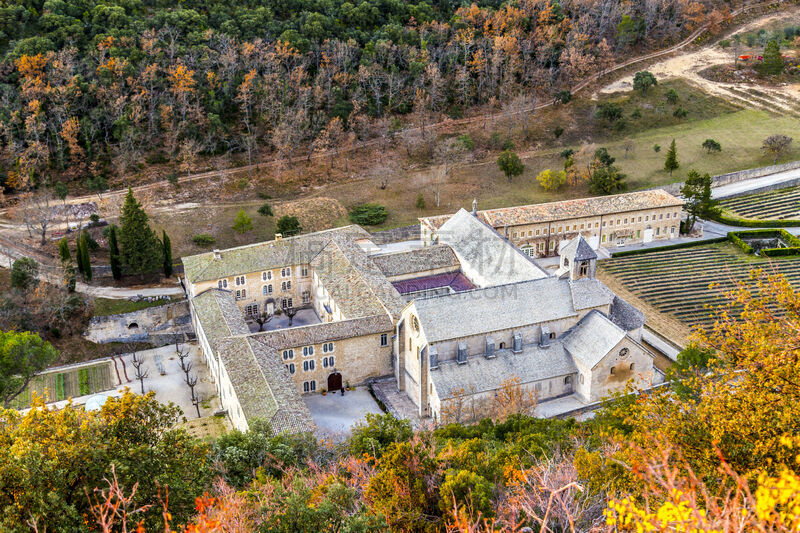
[369,225,420,245]
[85,301,192,345]
[656,160,800,198]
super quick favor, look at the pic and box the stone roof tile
[370,245,459,278]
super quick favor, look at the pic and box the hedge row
[610,237,729,257]
[727,229,800,257]
[711,211,800,228]
[728,232,754,254]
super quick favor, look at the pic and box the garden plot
[720,186,800,220]
[11,361,115,409]
[599,243,800,329]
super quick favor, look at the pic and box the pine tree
[664,139,679,176]
[760,40,784,76]
[80,230,92,282]
[58,238,76,293]
[162,230,173,277]
[119,188,163,275]
[108,225,122,281]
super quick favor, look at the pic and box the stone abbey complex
[181,189,681,434]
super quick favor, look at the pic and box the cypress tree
[162,230,173,277]
[81,230,92,282]
[119,188,163,275]
[58,238,76,293]
[75,235,85,277]
[108,225,122,281]
[664,139,679,176]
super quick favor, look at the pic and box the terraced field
[10,361,115,409]
[720,186,800,220]
[599,243,800,329]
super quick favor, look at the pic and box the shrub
[665,88,679,104]
[553,126,564,139]
[10,257,39,290]
[631,108,642,119]
[257,203,273,217]
[719,39,731,48]
[166,173,179,187]
[276,215,302,236]
[728,232,754,254]
[192,233,216,246]
[257,191,272,199]
[556,90,572,104]
[702,139,722,154]
[349,203,388,225]
[89,213,100,224]
[501,138,515,150]
[415,193,426,209]
[673,106,688,118]
[610,238,728,257]
[560,148,575,159]
[653,144,661,153]
[456,134,474,150]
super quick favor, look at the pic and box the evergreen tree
[759,40,784,76]
[162,230,173,277]
[680,170,720,232]
[108,225,122,281]
[75,235,85,277]
[119,188,163,275]
[664,139,679,176]
[232,209,254,235]
[80,231,92,282]
[58,238,76,293]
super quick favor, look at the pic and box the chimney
[485,336,495,358]
[512,332,523,353]
[504,224,509,239]
[472,198,478,216]
[540,326,551,348]
[275,233,283,241]
[457,342,468,364]
[212,249,221,261]
[429,346,439,370]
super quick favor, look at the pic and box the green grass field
[598,242,800,329]
[11,361,115,409]
[720,186,800,220]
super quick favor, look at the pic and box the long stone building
[420,190,683,257]
[181,195,669,434]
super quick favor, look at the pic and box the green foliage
[553,126,564,139]
[438,469,494,520]
[728,232,754,254]
[633,71,657,96]
[609,237,729,257]
[617,15,644,47]
[556,90,572,104]
[719,39,731,48]
[672,106,688,118]
[0,330,58,408]
[681,169,720,232]
[653,144,661,153]
[162,230,173,277]
[665,88,679,104]
[193,233,216,246]
[232,209,254,234]
[759,40,785,76]
[119,188,163,275]
[630,108,642,119]
[496,150,525,183]
[52,181,68,201]
[0,392,211,530]
[167,172,179,188]
[349,413,413,458]
[58,238,76,292]
[212,419,273,487]
[349,203,389,225]
[276,215,302,237]
[108,224,122,280]
[456,134,474,150]
[79,231,92,281]
[560,148,575,159]
[83,175,108,195]
[415,193,426,209]
[702,138,722,153]
[595,102,623,126]
[664,139,679,176]
[257,202,274,217]
[589,164,627,195]
[10,257,38,291]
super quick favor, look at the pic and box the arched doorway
[327,371,342,392]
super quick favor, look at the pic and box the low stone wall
[369,225,420,245]
[657,160,800,197]
[85,301,192,346]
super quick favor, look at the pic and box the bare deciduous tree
[20,190,56,246]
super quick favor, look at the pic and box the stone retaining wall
[657,160,800,197]
[85,301,191,346]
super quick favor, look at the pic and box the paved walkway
[712,167,800,199]
[304,387,384,439]
[371,378,426,428]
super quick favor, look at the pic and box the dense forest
[0,0,731,192]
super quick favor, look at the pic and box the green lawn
[93,296,181,316]
[11,361,115,409]
[598,241,800,329]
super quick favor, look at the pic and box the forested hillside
[0,0,730,191]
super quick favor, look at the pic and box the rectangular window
[380,333,388,346]
[602,235,606,243]
[671,226,676,234]
[624,218,628,225]
[245,303,258,316]
[535,229,540,236]
[302,290,310,304]
[638,216,642,222]
[549,241,555,251]
[303,381,316,393]
[666,213,670,219]
[302,346,315,357]
[262,271,272,281]
[659,214,663,220]
[558,226,562,233]
[528,231,532,236]
[645,216,649,221]
[287,298,293,308]
[513,232,518,238]
[218,280,227,289]
[580,223,584,230]
[322,356,335,368]
[573,225,577,231]
[656,227,660,236]
[235,290,241,299]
